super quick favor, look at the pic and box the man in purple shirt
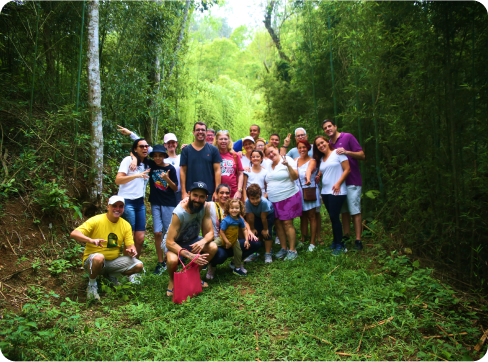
[322,119,365,251]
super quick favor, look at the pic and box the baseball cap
[149,144,168,158]
[189,181,209,195]
[164,133,178,143]
[242,136,255,143]
[108,196,125,205]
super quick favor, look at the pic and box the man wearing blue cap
[163,181,217,297]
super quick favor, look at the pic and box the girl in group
[218,199,250,276]
[255,138,271,167]
[240,136,255,171]
[313,135,350,256]
[264,145,302,261]
[162,133,182,204]
[295,140,321,252]
[242,149,267,201]
[213,130,244,199]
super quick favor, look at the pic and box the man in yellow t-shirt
[70,196,144,300]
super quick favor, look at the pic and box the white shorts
[341,185,361,216]
[83,253,142,275]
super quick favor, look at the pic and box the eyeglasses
[195,128,206,132]
[138,145,149,149]
[295,134,306,139]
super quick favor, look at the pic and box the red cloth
[219,152,243,197]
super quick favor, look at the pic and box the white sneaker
[308,244,316,252]
[275,237,280,245]
[239,265,247,274]
[87,284,100,300]
[206,265,216,280]
[264,253,273,263]
[128,273,142,284]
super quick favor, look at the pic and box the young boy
[218,199,249,276]
[147,145,178,275]
[245,183,276,264]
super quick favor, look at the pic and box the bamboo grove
[0,1,487,291]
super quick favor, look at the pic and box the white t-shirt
[244,167,267,196]
[264,156,299,203]
[206,201,223,239]
[165,155,181,192]
[117,156,149,199]
[241,155,252,170]
[262,158,272,168]
[319,150,349,195]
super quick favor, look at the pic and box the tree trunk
[263,0,290,63]
[143,54,159,145]
[168,0,190,80]
[87,0,103,207]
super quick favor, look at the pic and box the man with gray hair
[280,127,314,159]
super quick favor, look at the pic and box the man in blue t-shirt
[180,122,222,201]
[232,124,261,153]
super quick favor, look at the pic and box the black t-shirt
[147,160,178,206]
[180,143,222,200]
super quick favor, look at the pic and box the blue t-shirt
[232,138,243,152]
[245,197,274,217]
[287,145,314,159]
[220,215,246,246]
[180,143,222,200]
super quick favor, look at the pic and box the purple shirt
[329,132,362,186]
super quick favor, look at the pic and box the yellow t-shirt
[77,214,134,263]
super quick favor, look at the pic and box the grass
[1,219,487,361]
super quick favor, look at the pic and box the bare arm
[242,174,249,201]
[70,229,105,248]
[219,228,232,249]
[261,212,270,239]
[246,212,256,233]
[332,160,351,195]
[305,159,316,185]
[213,162,221,201]
[235,170,244,199]
[115,170,150,185]
[336,147,365,160]
[180,165,188,198]
[161,171,178,192]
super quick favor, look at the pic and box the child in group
[242,149,268,201]
[245,183,275,264]
[218,199,249,276]
[147,145,178,275]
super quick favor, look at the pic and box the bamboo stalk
[29,1,40,147]
[74,0,86,177]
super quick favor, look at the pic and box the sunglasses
[138,145,149,149]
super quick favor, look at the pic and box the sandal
[201,280,208,288]
[166,288,173,297]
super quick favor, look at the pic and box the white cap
[242,136,255,143]
[164,133,178,143]
[108,196,125,205]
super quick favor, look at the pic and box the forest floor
[0,200,487,361]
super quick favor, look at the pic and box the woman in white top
[240,136,255,171]
[243,149,267,200]
[256,138,272,168]
[264,144,302,261]
[294,139,321,252]
[115,137,151,257]
[163,133,182,203]
[313,135,350,256]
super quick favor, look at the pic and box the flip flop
[166,288,173,297]
[201,280,208,288]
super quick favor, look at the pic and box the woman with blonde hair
[213,130,244,199]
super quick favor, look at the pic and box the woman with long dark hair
[313,135,350,256]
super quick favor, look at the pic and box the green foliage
[47,259,73,276]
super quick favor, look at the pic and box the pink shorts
[272,191,303,221]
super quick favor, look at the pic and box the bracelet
[281,146,288,149]
[237,188,243,192]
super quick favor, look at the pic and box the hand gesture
[224,241,233,249]
[261,229,270,239]
[336,147,347,155]
[117,125,132,136]
[89,238,105,248]
[138,169,150,180]
[160,170,170,182]
[281,155,289,166]
[305,176,311,186]
[234,190,242,199]
[244,240,250,249]
[332,182,341,195]
[179,196,189,206]
[180,144,188,150]
[243,167,251,172]
[248,232,258,242]
[129,156,138,171]
[125,244,137,257]
[284,133,291,147]
[315,171,322,185]
[192,253,210,266]
[190,238,207,254]
[212,192,217,202]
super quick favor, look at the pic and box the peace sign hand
[281,155,289,167]
[139,169,150,180]
[284,133,292,147]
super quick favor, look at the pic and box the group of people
[70,120,365,300]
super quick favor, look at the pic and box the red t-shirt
[219,152,243,197]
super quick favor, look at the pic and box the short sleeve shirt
[117,156,149,200]
[232,139,243,152]
[220,215,245,246]
[220,152,243,197]
[329,133,362,186]
[245,197,274,217]
[319,150,349,195]
[165,155,181,192]
[77,214,134,263]
[264,156,300,203]
[147,160,178,206]
[180,143,222,199]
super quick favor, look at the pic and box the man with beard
[163,182,218,297]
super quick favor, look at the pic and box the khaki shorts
[341,185,362,216]
[83,253,142,275]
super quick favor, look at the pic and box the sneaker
[284,250,298,261]
[308,244,316,252]
[128,273,142,284]
[332,246,347,256]
[297,242,305,250]
[264,253,273,263]
[275,236,280,245]
[87,284,100,300]
[354,240,364,251]
[202,264,208,271]
[206,265,216,280]
[239,265,248,273]
[229,262,236,270]
[275,248,288,259]
[108,276,120,286]
[153,262,167,275]
[244,253,259,263]
[329,242,337,251]
[233,268,247,276]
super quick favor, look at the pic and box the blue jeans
[122,197,146,232]
[151,204,174,234]
[254,212,275,240]
[211,239,261,267]
[321,194,347,247]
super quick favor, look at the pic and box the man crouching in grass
[70,196,144,300]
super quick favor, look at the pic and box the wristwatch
[238,188,243,192]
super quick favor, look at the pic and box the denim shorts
[151,204,174,234]
[341,185,362,215]
[121,197,146,232]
